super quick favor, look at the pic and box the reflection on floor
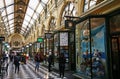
[2,60,67,79]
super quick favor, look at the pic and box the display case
[53,31,72,70]
[75,15,107,79]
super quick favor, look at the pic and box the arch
[8,33,25,43]
[47,16,56,31]
[59,1,70,25]
[59,1,77,26]
[48,16,55,28]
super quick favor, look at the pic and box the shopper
[48,51,53,72]
[34,52,41,71]
[14,53,21,73]
[59,53,66,78]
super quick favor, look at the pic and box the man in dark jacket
[48,52,53,72]
[59,53,66,78]
[14,53,21,73]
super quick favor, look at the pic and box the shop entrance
[111,34,120,79]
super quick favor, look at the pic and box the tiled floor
[2,60,68,79]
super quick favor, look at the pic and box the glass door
[109,12,120,79]
[111,35,120,79]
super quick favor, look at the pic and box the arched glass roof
[0,0,48,36]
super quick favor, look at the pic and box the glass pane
[29,0,39,10]
[22,25,27,28]
[0,0,4,8]
[5,0,14,6]
[24,14,31,21]
[30,19,34,25]
[33,13,38,20]
[9,24,14,27]
[4,18,7,22]
[76,19,91,78]
[110,14,120,33]
[9,20,14,25]
[23,20,29,26]
[90,18,106,79]
[28,24,31,28]
[6,5,14,14]
[42,0,49,4]
[27,7,34,16]
[8,14,14,21]
[36,4,43,13]
[1,11,6,17]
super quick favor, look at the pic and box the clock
[65,20,74,29]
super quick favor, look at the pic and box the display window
[53,31,72,70]
[76,17,107,79]
[109,13,120,79]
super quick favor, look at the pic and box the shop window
[110,14,120,33]
[61,2,77,25]
[76,17,107,79]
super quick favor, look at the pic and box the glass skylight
[21,0,48,36]
[0,0,14,35]
[0,0,48,36]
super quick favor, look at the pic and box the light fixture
[29,43,32,46]
[65,20,75,29]
[19,7,22,10]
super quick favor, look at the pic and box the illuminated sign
[37,38,43,42]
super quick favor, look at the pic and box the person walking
[59,53,66,78]
[48,51,53,72]
[14,53,21,73]
[34,52,41,72]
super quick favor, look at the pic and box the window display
[76,17,107,79]
[60,32,68,46]
[53,32,70,70]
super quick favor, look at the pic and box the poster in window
[60,32,68,46]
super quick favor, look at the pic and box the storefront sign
[37,38,43,42]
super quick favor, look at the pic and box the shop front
[75,9,120,79]
[75,15,107,79]
[108,9,120,79]
[53,30,75,71]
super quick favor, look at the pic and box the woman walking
[34,52,41,71]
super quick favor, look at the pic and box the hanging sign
[45,33,52,39]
